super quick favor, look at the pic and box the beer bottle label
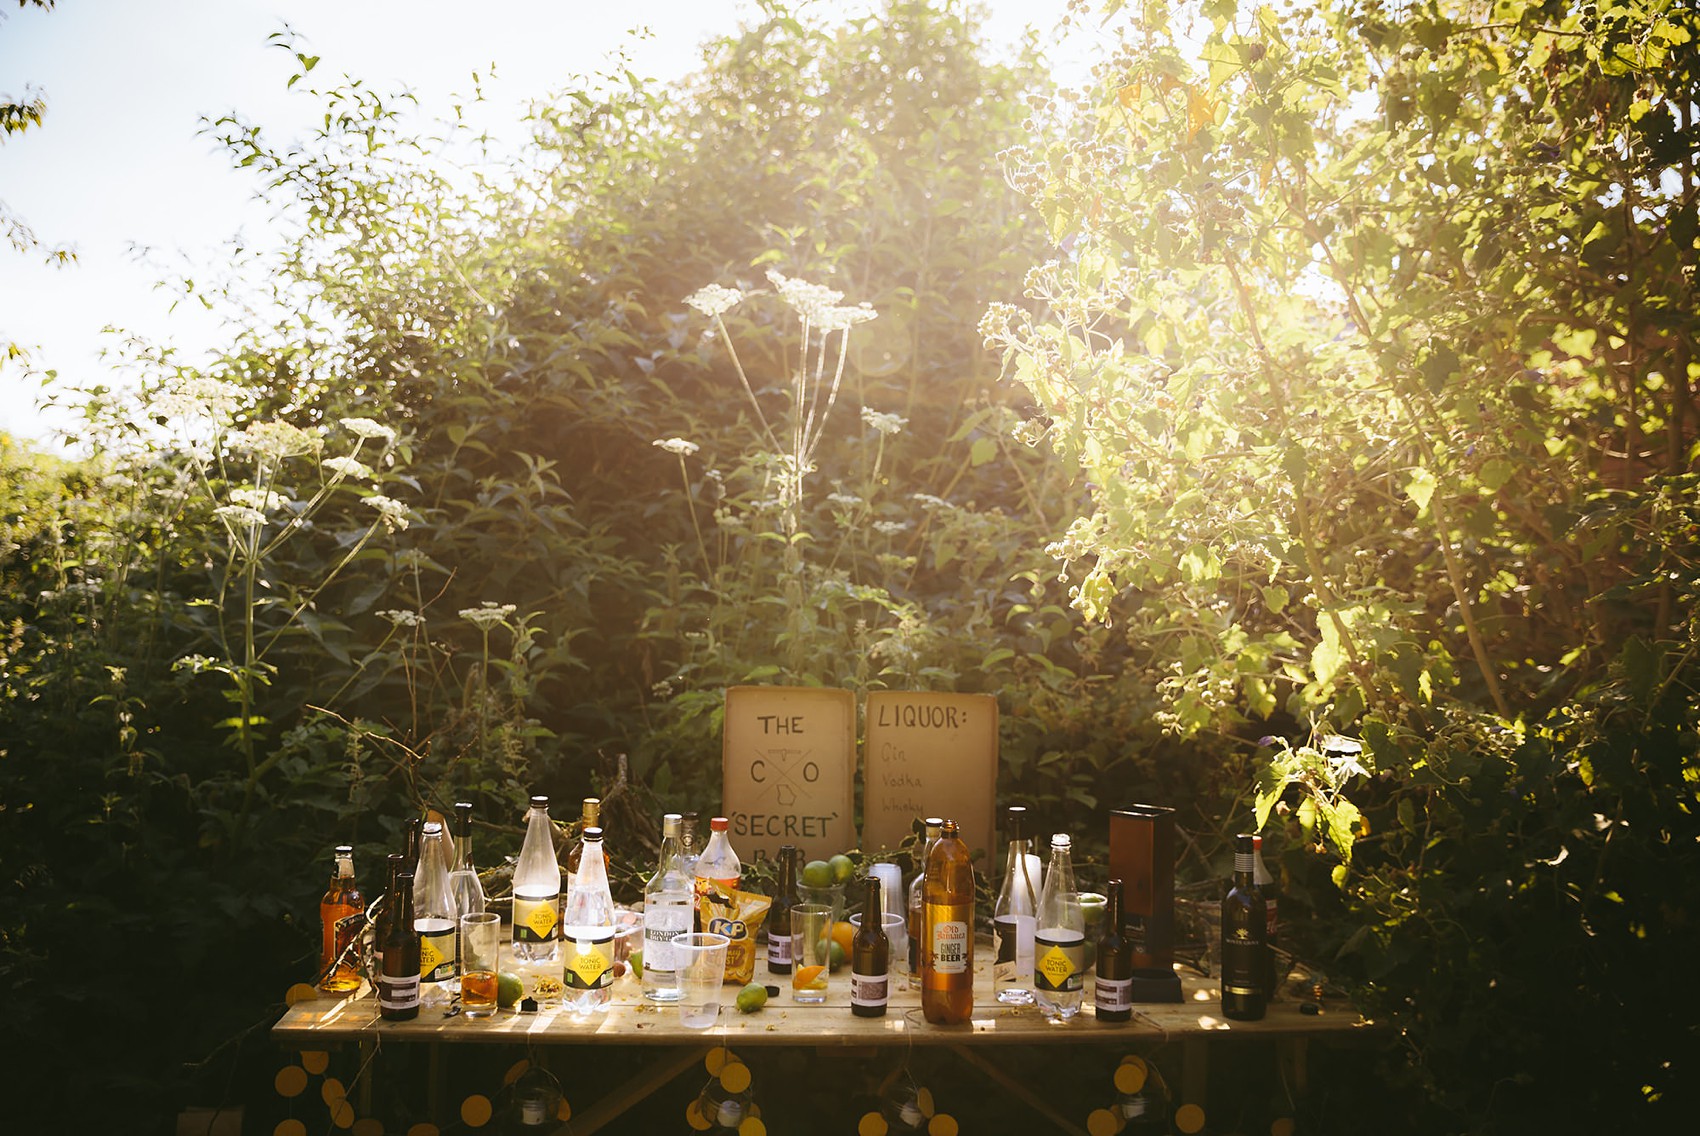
[927,906,970,975]
[512,894,559,943]
[768,932,793,967]
[851,971,889,1008]
[417,920,456,983]
[378,973,420,1011]
[1095,975,1133,1012]
[563,931,614,990]
[1033,930,1085,993]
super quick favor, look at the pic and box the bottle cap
[941,819,960,837]
[1051,833,1070,848]
[583,827,603,841]
[530,795,549,808]
[710,816,730,831]
[422,821,443,835]
[335,844,353,855]
[663,813,682,835]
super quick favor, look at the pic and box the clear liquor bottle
[448,801,486,991]
[906,817,944,982]
[642,813,692,1002]
[1033,832,1086,1021]
[992,805,1038,1004]
[562,826,616,1014]
[413,820,458,1001]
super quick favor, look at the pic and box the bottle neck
[1233,850,1256,884]
[335,854,354,879]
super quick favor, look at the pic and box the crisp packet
[699,886,772,985]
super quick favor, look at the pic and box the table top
[274,946,1372,1049]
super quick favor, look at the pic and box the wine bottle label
[1095,975,1133,1012]
[992,914,1035,982]
[768,932,793,967]
[417,920,456,983]
[851,971,889,1007]
[563,931,614,990]
[1033,931,1085,993]
[927,907,970,974]
[513,895,559,942]
[378,973,420,1010]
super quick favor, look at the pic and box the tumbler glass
[459,912,502,1018]
[791,904,832,1004]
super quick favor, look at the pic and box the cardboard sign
[721,685,857,862]
[861,691,998,862]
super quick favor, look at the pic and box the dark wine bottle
[1220,833,1267,1021]
[1094,877,1132,1023]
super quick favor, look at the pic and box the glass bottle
[680,812,702,932]
[906,817,944,982]
[694,816,741,909]
[565,797,604,877]
[1094,877,1133,1023]
[512,795,562,966]
[373,851,403,980]
[449,801,486,988]
[766,844,800,975]
[642,813,692,1002]
[992,805,1038,1005]
[851,875,890,1018]
[921,819,974,1024]
[562,826,616,1014]
[1220,832,1268,1021]
[1253,832,1280,1000]
[401,816,422,877]
[378,871,420,1021]
[318,845,366,994]
[1034,832,1085,1021]
[413,820,458,999]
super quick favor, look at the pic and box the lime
[735,981,769,1014]
[829,940,847,971]
[801,859,834,888]
[630,950,643,980]
[496,972,524,1008]
[828,853,855,883]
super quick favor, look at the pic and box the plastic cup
[797,884,845,926]
[850,910,907,973]
[791,904,832,1003]
[459,912,501,1018]
[671,932,730,1028]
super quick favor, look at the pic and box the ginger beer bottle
[317,845,365,994]
[921,819,974,1024]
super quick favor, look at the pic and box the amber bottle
[922,819,974,1024]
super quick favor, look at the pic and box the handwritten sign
[722,686,856,862]
[861,691,998,862]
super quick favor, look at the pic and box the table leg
[948,1045,1090,1136]
[569,1045,714,1135]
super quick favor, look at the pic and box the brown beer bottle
[378,871,421,1021]
[922,819,974,1024]
[851,875,890,1018]
[317,845,366,994]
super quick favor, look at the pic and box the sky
[0,0,1076,451]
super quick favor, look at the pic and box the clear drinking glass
[459,912,502,1018]
[671,932,730,1028]
[791,903,832,1004]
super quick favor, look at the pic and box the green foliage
[992,0,1700,1128]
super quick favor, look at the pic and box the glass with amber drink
[460,912,502,1017]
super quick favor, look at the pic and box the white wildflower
[765,269,843,324]
[229,420,321,459]
[100,473,134,491]
[872,520,911,536]
[826,492,865,508]
[459,602,517,629]
[685,283,745,319]
[653,437,700,457]
[861,407,907,436]
[365,494,411,532]
[323,456,373,480]
[228,487,285,512]
[910,493,954,512]
[340,417,396,443]
[214,504,268,528]
[152,377,245,422]
[172,654,220,673]
[379,609,423,628]
[816,303,879,332]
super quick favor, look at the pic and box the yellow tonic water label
[1033,931,1084,993]
[513,895,559,942]
[564,931,614,990]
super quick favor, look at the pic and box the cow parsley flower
[379,609,423,628]
[340,417,396,443]
[653,437,700,457]
[229,420,321,459]
[459,602,516,629]
[228,487,285,513]
[861,407,907,436]
[685,284,745,319]
[365,494,411,532]
[765,269,843,324]
[323,456,373,480]
[214,504,268,528]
